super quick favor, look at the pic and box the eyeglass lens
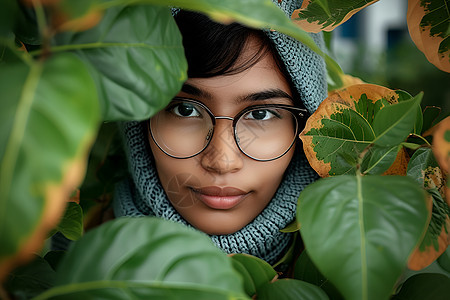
[149,100,298,160]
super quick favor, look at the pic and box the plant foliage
[1,0,449,299]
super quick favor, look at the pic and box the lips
[191,186,249,210]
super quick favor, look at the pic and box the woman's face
[149,38,295,235]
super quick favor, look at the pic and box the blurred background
[329,0,449,112]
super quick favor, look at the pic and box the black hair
[174,11,303,108]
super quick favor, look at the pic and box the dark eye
[172,103,200,117]
[245,109,279,121]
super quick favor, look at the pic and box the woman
[114,2,327,266]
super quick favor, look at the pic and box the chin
[190,218,249,235]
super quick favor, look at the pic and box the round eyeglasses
[148,98,307,161]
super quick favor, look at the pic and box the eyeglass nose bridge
[206,116,236,143]
[214,116,234,121]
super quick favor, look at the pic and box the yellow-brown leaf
[291,0,379,33]
[408,216,450,270]
[407,0,450,72]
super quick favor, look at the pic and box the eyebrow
[181,83,213,99]
[238,89,293,103]
[181,83,293,103]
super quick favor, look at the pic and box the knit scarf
[114,121,318,264]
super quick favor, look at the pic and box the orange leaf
[433,116,450,208]
[328,74,365,95]
[409,216,450,270]
[383,146,410,176]
[407,0,450,72]
[291,0,379,33]
[300,84,400,177]
[433,117,450,175]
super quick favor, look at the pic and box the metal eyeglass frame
[148,97,307,162]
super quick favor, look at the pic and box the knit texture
[114,0,327,264]
[267,0,327,114]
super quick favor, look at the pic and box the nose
[199,120,244,174]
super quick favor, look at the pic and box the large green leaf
[53,202,84,241]
[258,279,330,300]
[294,251,343,300]
[35,217,248,299]
[230,254,278,297]
[422,106,442,134]
[300,84,420,177]
[58,0,320,54]
[298,175,429,300]
[437,247,450,273]
[0,49,99,280]
[391,273,450,300]
[0,0,18,38]
[53,5,187,121]
[407,147,449,270]
[55,0,341,80]
[372,93,422,147]
[5,255,56,299]
[291,0,379,33]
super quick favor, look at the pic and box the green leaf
[294,251,343,300]
[35,218,248,300]
[13,3,41,46]
[373,93,423,147]
[298,175,429,300]
[79,122,127,213]
[44,251,66,272]
[55,202,83,241]
[437,247,450,273]
[0,50,99,276]
[0,0,18,38]
[407,147,442,187]
[280,219,301,232]
[230,257,256,297]
[391,273,450,300]
[395,89,422,135]
[58,0,342,81]
[230,254,277,297]
[60,0,319,54]
[258,279,330,300]
[422,106,442,134]
[53,5,187,121]
[5,255,55,299]
[361,145,400,175]
[402,142,422,150]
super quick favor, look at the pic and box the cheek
[253,149,294,197]
[150,140,188,185]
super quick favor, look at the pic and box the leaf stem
[32,280,239,300]
[32,0,47,37]
[28,42,177,57]
[356,173,368,300]
[408,133,431,146]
